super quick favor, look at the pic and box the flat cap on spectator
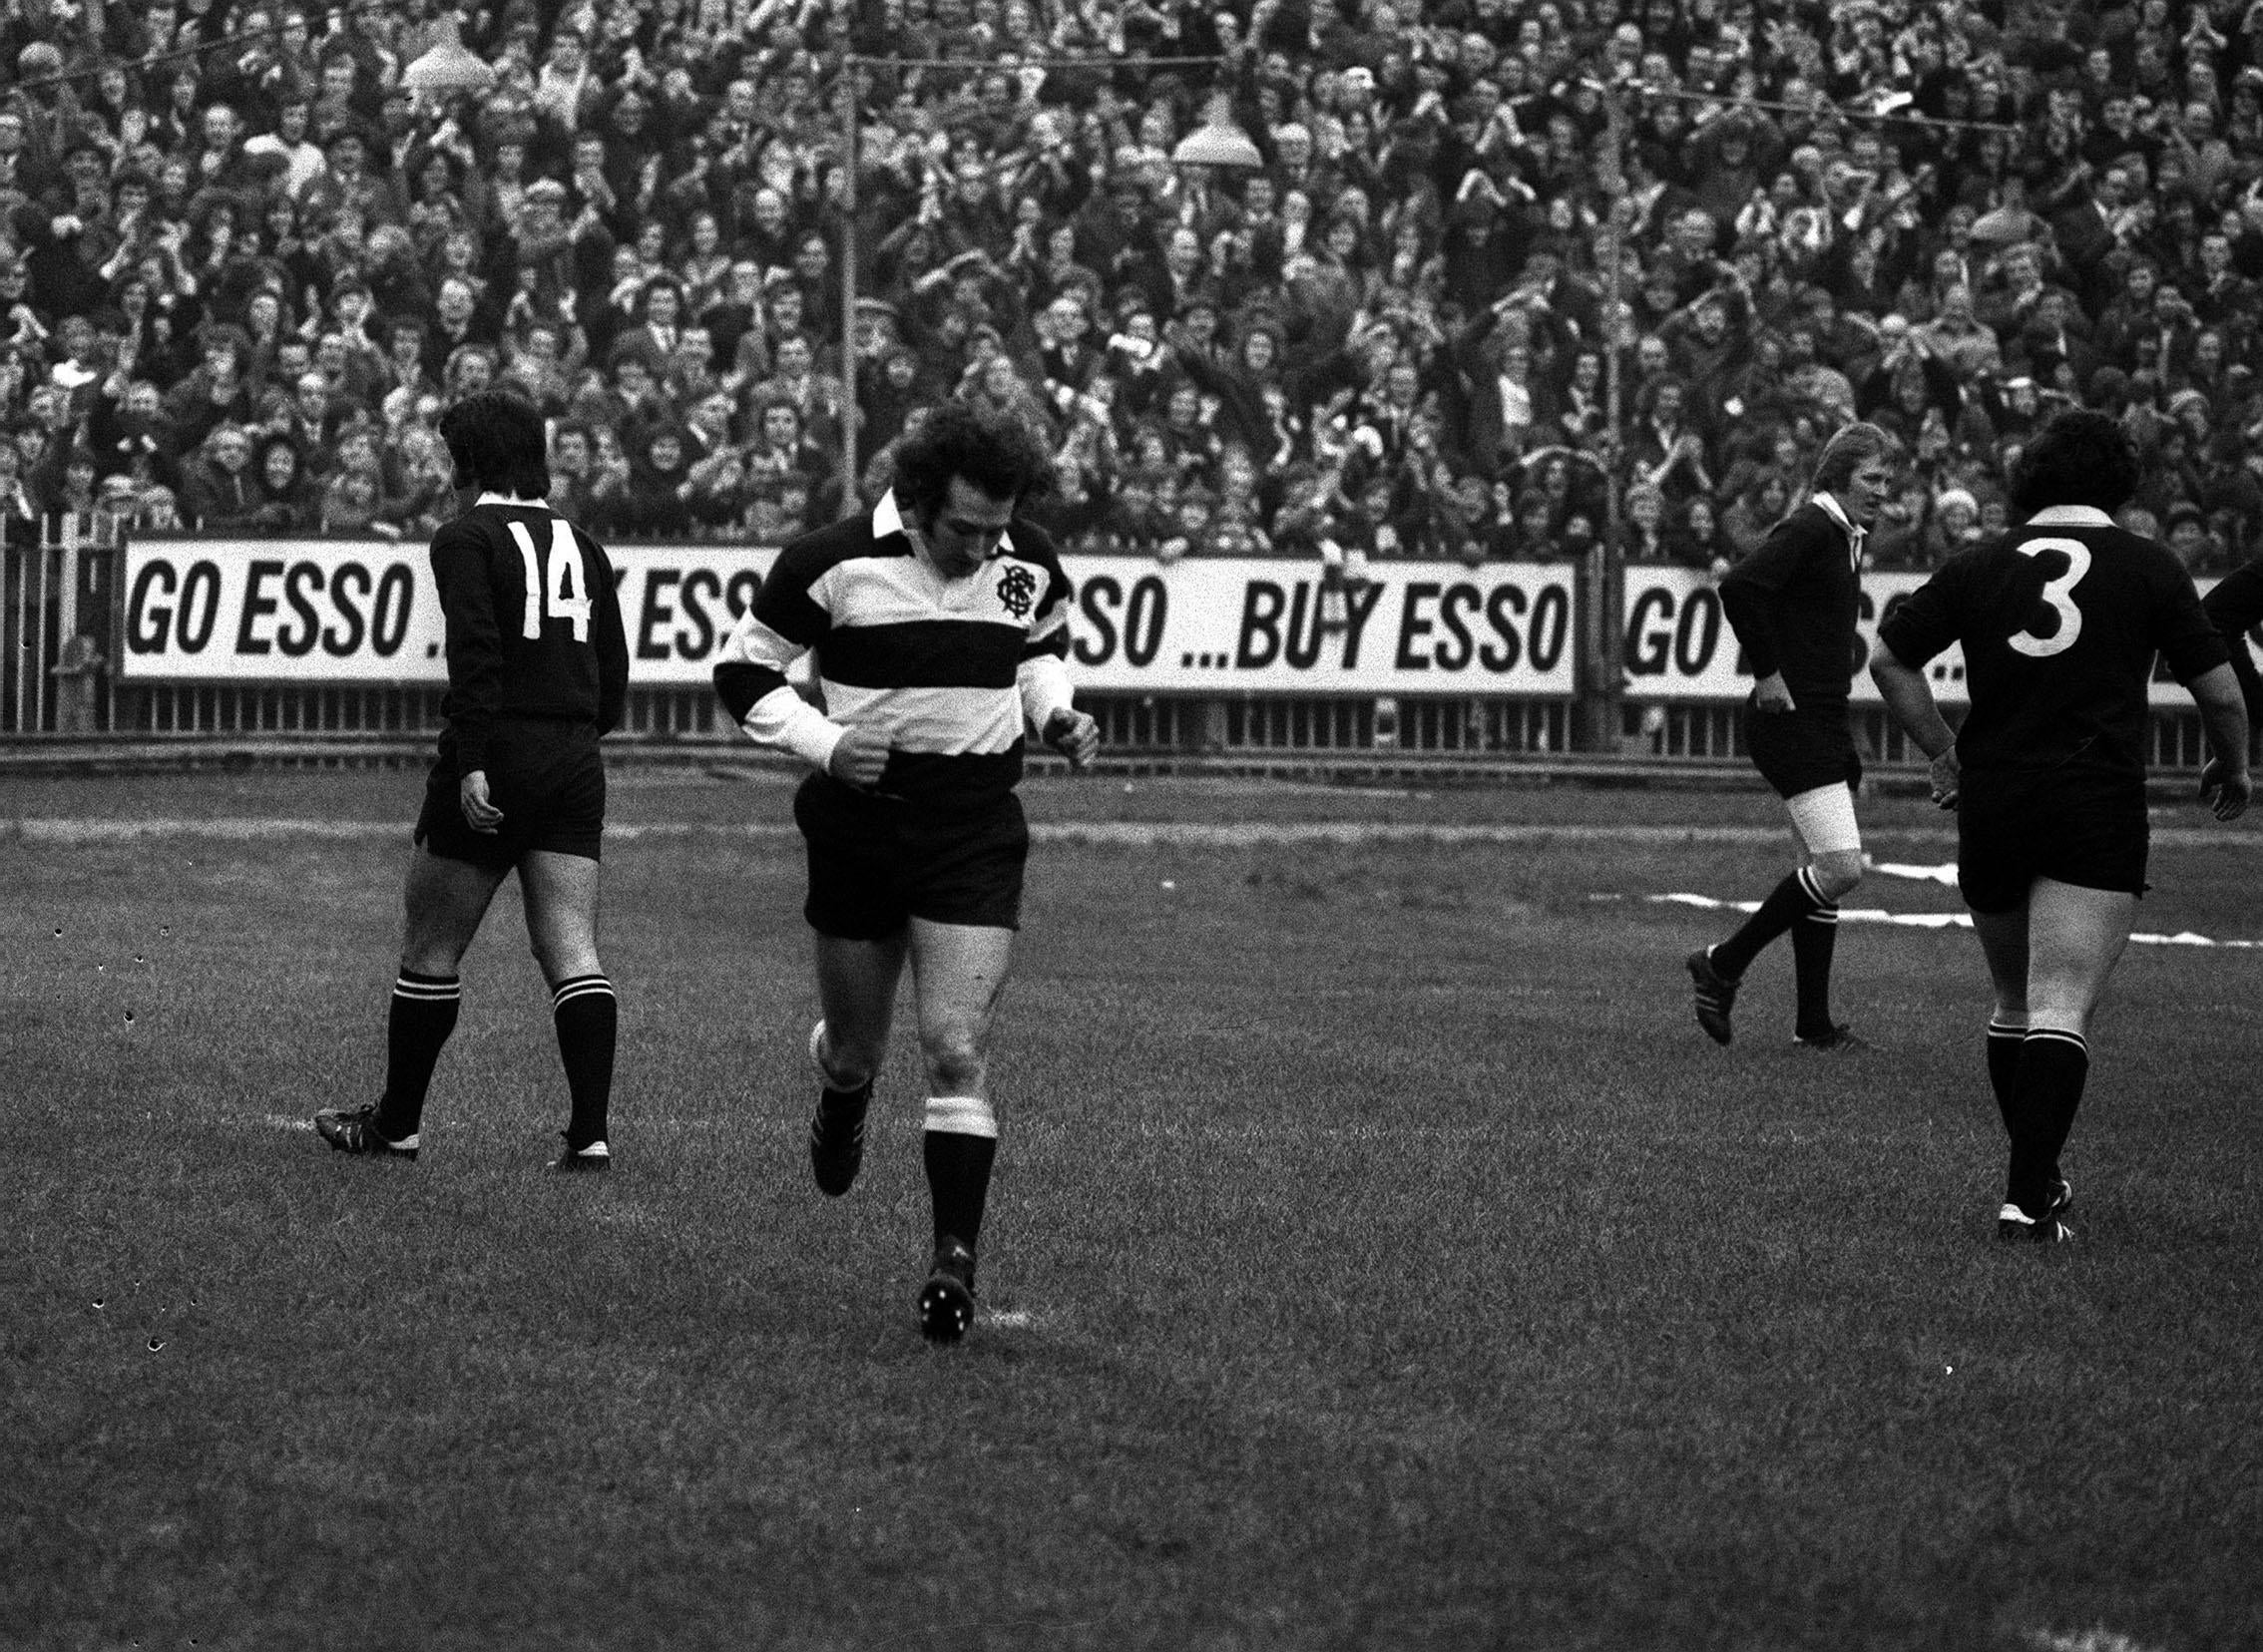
[524,178,569,203]
[1967,211,2032,247]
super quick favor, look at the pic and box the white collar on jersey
[475,491,549,508]
[1809,490,1866,563]
[872,487,1016,559]
[2029,506,2113,526]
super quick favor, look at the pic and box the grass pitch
[4,767,2261,1651]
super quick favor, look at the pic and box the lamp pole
[838,61,861,507]
[1578,79,1629,755]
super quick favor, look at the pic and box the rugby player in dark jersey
[317,390,630,1170]
[2200,544,2263,726]
[1871,409,2250,1242]
[1687,422,1895,1054]
[712,400,1100,1342]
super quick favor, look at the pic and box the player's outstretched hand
[2200,757,2251,822]
[828,723,893,792]
[1044,707,1102,770]
[459,769,504,834]
[1927,745,1961,811]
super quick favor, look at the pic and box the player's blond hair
[1809,422,1897,496]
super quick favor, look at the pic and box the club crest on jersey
[996,564,1037,619]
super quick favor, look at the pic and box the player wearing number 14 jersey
[1870,410,2249,1243]
[317,391,630,1171]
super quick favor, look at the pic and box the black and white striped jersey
[712,490,1077,807]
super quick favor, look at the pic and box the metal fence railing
[3,513,123,736]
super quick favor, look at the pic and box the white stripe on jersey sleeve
[745,684,846,771]
[717,604,846,770]
[716,607,803,673]
[821,680,1023,756]
[1018,652,1074,732]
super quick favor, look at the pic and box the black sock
[1986,1019,2026,1137]
[1711,868,1826,982]
[818,1078,871,1120]
[551,975,617,1150]
[378,970,460,1138]
[1789,871,1840,1039]
[924,1105,998,1252]
[2008,1029,2088,1217]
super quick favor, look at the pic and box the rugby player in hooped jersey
[316,390,630,1171]
[712,400,1101,1343]
[1870,409,2250,1244]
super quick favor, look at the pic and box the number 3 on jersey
[2010,536,2090,658]
[509,519,593,642]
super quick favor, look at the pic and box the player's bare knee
[399,940,468,977]
[819,1028,882,1088]
[531,934,601,984]
[920,1026,988,1096]
[399,915,474,976]
[1811,851,1865,900]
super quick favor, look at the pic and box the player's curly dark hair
[891,398,1055,521]
[2009,408,2139,518]
[436,389,550,502]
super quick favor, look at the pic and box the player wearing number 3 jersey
[316,391,631,1172]
[1871,409,2249,1243]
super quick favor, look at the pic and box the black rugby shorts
[1957,768,2149,914]
[795,773,1028,939]
[416,720,607,868]
[1743,701,1863,799]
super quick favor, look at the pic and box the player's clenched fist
[828,723,893,791]
[2201,757,2251,822]
[1044,707,1101,770]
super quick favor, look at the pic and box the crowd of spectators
[8,0,2263,575]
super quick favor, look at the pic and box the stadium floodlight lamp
[1171,94,1263,169]
[402,17,496,100]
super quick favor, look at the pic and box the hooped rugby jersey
[1878,505,2227,780]
[432,495,629,774]
[712,490,1077,807]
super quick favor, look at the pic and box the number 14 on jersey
[509,518,594,642]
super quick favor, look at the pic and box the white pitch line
[2026,1629,2173,1652]
[11,816,2262,850]
[1644,893,2263,948]
[3,816,1931,847]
